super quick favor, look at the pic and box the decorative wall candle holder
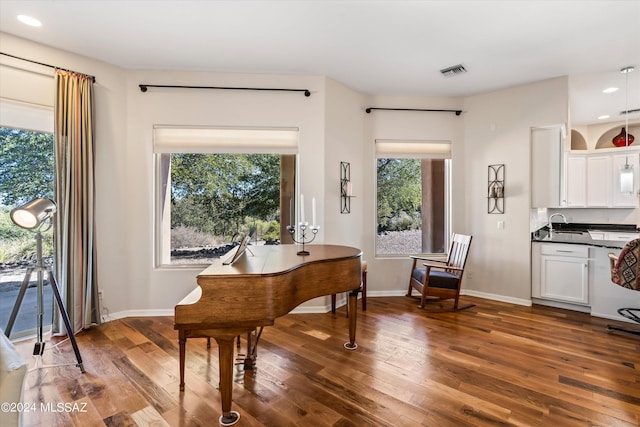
[488,164,505,214]
[340,161,354,214]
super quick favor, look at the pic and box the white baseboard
[100,291,529,323]
[461,289,532,307]
[102,309,173,323]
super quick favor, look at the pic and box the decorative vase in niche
[612,127,635,147]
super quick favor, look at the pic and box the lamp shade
[620,164,634,195]
[10,198,57,230]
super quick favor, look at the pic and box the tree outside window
[376,157,449,256]
[157,152,296,266]
[0,127,54,336]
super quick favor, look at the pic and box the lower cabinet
[532,242,634,321]
[532,243,589,306]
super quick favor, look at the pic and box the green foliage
[170,153,282,239]
[376,158,422,232]
[0,126,55,262]
[0,127,54,205]
[0,206,54,262]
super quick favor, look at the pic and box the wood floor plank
[11,296,640,426]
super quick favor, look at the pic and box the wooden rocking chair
[407,233,473,310]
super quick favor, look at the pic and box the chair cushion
[412,268,460,290]
[612,239,640,291]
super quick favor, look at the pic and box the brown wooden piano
[174,244,362,426]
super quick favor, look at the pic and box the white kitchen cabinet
[587,231,639,242]
[531,127,562,208]
[532,243,589,306]
[564,154,586,207]
[586,155,610,207]
[605,232,640,242]
[611,153,639,207]
[590,246,639,322]
[563,151,640,208]
[532,241,636,322]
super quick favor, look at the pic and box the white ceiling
[0,0,639,125]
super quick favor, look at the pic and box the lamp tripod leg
[48,271,85,373]
[34,268,45,356]
[4,268,34,337]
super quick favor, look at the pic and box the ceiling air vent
[621,108,640,115]
[440,64,467,77]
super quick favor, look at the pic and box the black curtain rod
[0,52,96,83]
[366,107,462,116]
[139,84,311,97]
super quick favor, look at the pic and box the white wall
[323,78,366,248]
[2,33,587,318]
[0,33,130,320]
[362,95,465,295]
[461,77,569,303]
[124,70,331,313]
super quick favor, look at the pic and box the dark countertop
[531,223,639,249]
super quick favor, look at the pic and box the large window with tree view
[154,126,298,267]
[376,139,451,256]
[0,125,55,336]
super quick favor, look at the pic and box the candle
[312,197,316,226]
[346,182,353,197]
[289,198,293,226]
[300,193,305,224]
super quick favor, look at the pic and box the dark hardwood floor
[12,296,640,426]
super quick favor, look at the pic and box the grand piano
[174,244,362,426]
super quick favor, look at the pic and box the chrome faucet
[547,213,568,234]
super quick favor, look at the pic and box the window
[375,139,451,256]
[0,99,55,338]
[154,126,298,267]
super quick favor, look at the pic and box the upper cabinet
[564,152,639,208]
[612,153,640,207]
[531,126,563,208]
[559,121,640,209]
[564,154,586,207]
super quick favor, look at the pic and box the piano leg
[243,327,264,370]
[178,329,187,391]
[344,287,359,350]
[215,334,241,426]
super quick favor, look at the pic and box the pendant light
[619,66,635,195]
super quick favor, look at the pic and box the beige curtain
[53,70,100,334]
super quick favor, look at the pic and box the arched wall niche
[570,129,587,150]
[595,122,640,149]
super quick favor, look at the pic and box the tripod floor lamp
[4,198,84,373]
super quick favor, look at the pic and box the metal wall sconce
[488,164,505,214]
[340,161,354,213]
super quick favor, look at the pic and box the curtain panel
[53,70,100,333]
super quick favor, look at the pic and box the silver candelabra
[287,222,319,255]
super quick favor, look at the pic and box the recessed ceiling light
[602,87,619,93]
[17,15,42,27]
[598,115,610,120]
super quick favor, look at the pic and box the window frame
[153,126,299,269]
[374,139,452,258]
[0,99,55,339]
